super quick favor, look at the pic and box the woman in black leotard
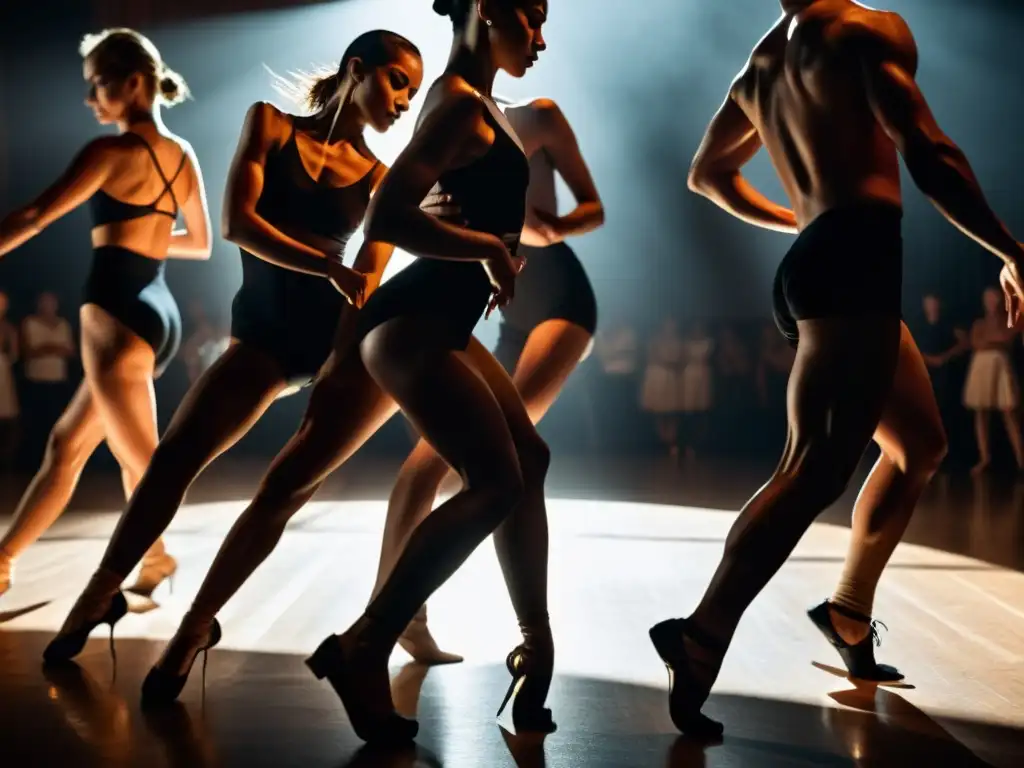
[107,0,552,743]
[0,29,210,600]
[370,94,604,663]
[44,31,423,641]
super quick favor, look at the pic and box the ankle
[350,612,403,649]
[82,567,125,600]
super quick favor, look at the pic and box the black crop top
[254,127,380,246]
[88,133,187,227]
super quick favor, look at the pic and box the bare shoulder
[244,100,292,143]
[730,16,789,99]
[417,74,490,133]
[839,7,917,72]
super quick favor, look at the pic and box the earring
[486,19,492,26]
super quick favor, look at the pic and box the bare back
[732,1,909,225]
[90,128,198,258]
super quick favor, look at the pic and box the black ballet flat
[649,618,725,742]
[141,619,223,708]
[306,634,419,744]
[807,599,903,682]
[495,643,557,735]
[43,591,129,665]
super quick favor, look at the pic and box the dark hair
[303,30,421,112]
[433,0,472,27]
[79,28,190,107]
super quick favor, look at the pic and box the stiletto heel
[807,599,903,682]
[44,591,129,664]
[141,619,222,708]
[495,642,556,734]
[648,618,724,741]
[305,634,418,744]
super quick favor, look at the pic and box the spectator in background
[715,324,753,456]
[0,290,18,471]
[963,287,1024,475]
[915,293,968,468]
[20,292,75,463]
[593,316,640,453]
[679,320,714,461]
[642,315,685,459]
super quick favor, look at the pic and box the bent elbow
[687,165,709,196]
[592,203,606,228]
[363,203,398,244]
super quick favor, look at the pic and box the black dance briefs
[772,202,903,347]
[83,246,182,375]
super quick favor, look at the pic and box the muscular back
[732,1,915,224]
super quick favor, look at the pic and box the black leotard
[230,121,380,386]
[355,92,530,350]
[83,134,187,375]
[493,240,597,372]
[772,202,903,347]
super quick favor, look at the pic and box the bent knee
[894,425,948,476]
[466,462,526,527]
[517,432,551,481]
[45,427,91,471]
[779,442,860,509]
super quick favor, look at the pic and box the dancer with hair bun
[43,30,423,659]
[0,28,210,602]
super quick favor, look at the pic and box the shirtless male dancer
[647,0,1024,739]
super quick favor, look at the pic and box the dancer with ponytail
[0,28,210,601]
[370,92,604,663]
[123,0,551,745]
[43,31,423,655]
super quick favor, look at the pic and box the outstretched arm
[859,14,1022,266]
[528,99,605,240]
[0,139,115,257]
[688,91,798,234]
[167,141,212,259]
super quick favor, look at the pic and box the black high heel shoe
[43,591,129,664]
[141,619,223,708]
[807,599,903,682]
[648,618,725,741]
[306,634,419,744]
[495,642,557,734]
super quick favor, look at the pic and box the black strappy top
[88,134,187,227]
[253,127,380,245]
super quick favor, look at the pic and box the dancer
[370,92,604,664]
[0,28,210,600]
[44,30,424,647]
[649,0,1024,739]
[132,0,549,743]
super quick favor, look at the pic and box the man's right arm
[857,13,1022,265]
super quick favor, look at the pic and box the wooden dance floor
[1,455,1022,767]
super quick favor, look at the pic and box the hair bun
[432,0,453,16]
[157,67,190,107]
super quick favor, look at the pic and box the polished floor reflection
[1,456,1022,766]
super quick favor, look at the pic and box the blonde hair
[80,28,190,107]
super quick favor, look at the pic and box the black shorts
[772,203,903,347]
